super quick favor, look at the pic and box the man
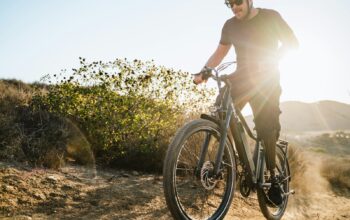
[193,0,298,205]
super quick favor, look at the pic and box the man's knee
[254,114,281,141]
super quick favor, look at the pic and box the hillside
[246,100,350,133]
[1,80,350,219]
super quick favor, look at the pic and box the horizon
[1,0,349,109]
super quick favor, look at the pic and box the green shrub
[33,58,214,171]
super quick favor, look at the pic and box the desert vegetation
[0,58,214,172]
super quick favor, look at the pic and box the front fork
[196,104,233,178]
[196,133,212,177]
[213,104,233,175]
[196,86,233,178]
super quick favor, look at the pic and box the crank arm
[283,189,295,196]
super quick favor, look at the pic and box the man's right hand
[193,67,212,85]
[193,73,206,85]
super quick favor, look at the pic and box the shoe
[267,178,283,206]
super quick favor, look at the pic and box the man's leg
[250,85,281,172]
[215,82,251,113]
[250,84,282,205]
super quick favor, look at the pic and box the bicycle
[163,62,293,220]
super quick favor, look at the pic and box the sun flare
[279,40,339,103]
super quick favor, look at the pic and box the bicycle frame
[196,64,267,187]
[216,85,262,184]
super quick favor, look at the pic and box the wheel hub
[200,161,218,190]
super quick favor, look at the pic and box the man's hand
[193,66,212,85]
[193,73,206,85]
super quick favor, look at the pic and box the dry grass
[286,144,330,216]
[0,79,72,169]
[321,157,350,195]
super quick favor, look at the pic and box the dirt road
[0,161,349,220]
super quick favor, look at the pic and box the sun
[279,40,338,103]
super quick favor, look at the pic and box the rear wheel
[257,147,290,220]
[163,119,236,220]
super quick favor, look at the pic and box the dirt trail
[284,151,350,220]
[0,161,349,220]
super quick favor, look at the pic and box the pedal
[259,183,271,188]
[278,139,289,146]
[283,189,295,196]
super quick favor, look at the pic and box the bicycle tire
[163,119,236,220]
[257,146,290,220]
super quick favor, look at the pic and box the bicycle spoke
[176,179,194,188]
[176,167,195,171]
[222,161,233,168]
[182,145,200,161]
[171,128,235,220]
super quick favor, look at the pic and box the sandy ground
[0,161,349,220]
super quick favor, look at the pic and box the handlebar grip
[200,67,213,80]
[192,67,212,84]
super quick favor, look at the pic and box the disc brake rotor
[200,161,218,190]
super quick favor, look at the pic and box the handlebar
[192,61,236,88]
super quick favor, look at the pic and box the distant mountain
[245,100,350,132]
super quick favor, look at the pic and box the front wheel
[257,146,290,220]
[163,119,236,220]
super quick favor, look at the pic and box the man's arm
[205,43,231,68]
[274,11,299,59]
[193,43,231,84]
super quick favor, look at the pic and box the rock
[3,185,16,193]
[61,184,73,191]
[73,192,87,201]
[79,192,87,197]
[46,175,59,183]
[33,192,46,200]
[6,198,18,207]
[132,171,139,176]
[122,173,130,178]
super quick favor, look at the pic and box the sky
[1,0,350,110]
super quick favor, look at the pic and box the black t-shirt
[220,8,297,75]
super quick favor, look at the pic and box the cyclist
[193,0,298,205]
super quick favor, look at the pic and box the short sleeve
[272,10,299,48]
[219,20,232,45]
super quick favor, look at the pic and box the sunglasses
[225,0,244,8]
